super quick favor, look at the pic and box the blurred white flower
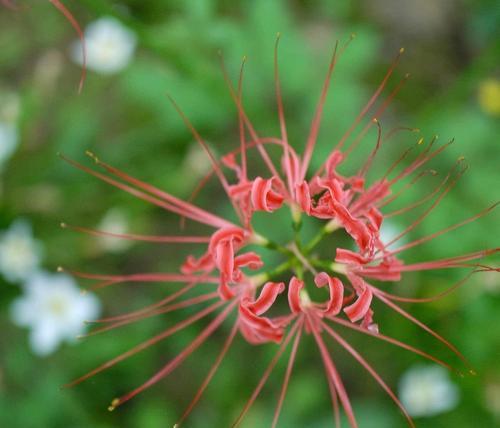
[70,16,137,75]
[399,365,459,417]
[0,220,43,283]
[10,271,100,356]
[0,92,20,168]
[379,219,404,245]
[183,143,213,178]
[97,208,132,253]
[0,122,18,167]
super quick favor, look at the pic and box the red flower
[59,37,498,427]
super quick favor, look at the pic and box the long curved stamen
[108,302,237,411]
[334,48,405,154]
[326,316,459,374]
[60,222,211,243]
[274,33,294,194]
[271,317,304,428]
[384,159,467,247]
[321,321,415,428]
[176,322,239,426]
[376,202,499,259]
[48,0,86,92]
[238,56,248,181]
[300,41,339,182]
[59,154,234,229]
[82,293,219,338]
[218,52,285,187]
[308,313,358,428]
[90,282,199,323]
[373,270,475,304]
[343,74,412,159]
[65,300,226,388]
[232,320,301,427]
[374,292,475,373]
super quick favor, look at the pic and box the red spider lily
[59,35,499,427]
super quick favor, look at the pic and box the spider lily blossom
[60,38,498,427]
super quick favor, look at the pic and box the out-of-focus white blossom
[97,208,132,253]
[0,92,20,168]
[0,122,18,167]
[0,220,42,283]
[10,271,100,356]
[70,16,137,75]
[398,365,459,417]
[379,219,404,245]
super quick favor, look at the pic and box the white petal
[29,321,62,356]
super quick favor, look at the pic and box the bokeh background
[0,1,499,427]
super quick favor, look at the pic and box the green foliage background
[0,1,499,427]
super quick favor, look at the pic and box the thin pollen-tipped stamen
[334,48,405,154]
[59,153,234,229]
[383,159,467,247]
[83,151,235,229]
[218,52,286,191]
[176,322,239,426]
[357,118,383,178]
[108,301,237,411]
[326,315,459,375]
[300,41,339,182]
[376,202,499,259]
[373,270,476,304]
[64,300,227,389]
[343,74,412,159]
[60,222,211,243]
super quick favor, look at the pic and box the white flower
[97,208,132,253]
[0,220,43,283]
[0,122,18,167]
[398,365,459,417]
[71,16,137,75]
[379,219,405,245]
[0,92,20,167]
[10,271,100,356]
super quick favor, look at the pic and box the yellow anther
[85,150,99,163]
[108,398,120,412]
[399,47,405,54]
[417,137,424,145]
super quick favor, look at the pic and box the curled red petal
[251,177,285,212]
[234,252,264,270]
[314,272,344,316]
[295,181,311,214]
[217,273,235,300]
[344,287,373,323]
[246,281,285,315]
[288,276,304,314]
